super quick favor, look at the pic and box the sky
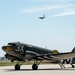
[0,0,75,56]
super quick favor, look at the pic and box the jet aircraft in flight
[2,42,75,70]
[39,15,45,19]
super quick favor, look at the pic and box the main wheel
[32,64,38,70]
[15,64,20,70]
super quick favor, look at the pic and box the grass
[0,61,33,66]
[0,61,53,66]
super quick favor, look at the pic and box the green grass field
[0,61,33,66]
[0,61,52,66]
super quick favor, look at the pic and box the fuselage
[2,42,75,70]
[2,42,53,61]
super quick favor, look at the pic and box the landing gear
[59,61,65,69]
[32,60,42,70]
[15,61,24,70]
[15,64,20,70]
[71,64,75,68]
[32,64,38,70]
[59,63,65,68]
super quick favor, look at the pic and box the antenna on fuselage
[46,46,47,49]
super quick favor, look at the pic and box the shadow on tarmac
[3,67,75,72]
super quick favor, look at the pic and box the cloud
[51,11,75,17]
[51,4,75,17]
[21,5,67,13]
[20,1,75,17]
[31,0,72,2]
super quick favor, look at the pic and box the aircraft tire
[15,64,20,70]
[32,64,38,70]
[72,64,75,68]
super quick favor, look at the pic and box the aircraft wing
[34,52,75,61]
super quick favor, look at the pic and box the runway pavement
[0,64,75,75]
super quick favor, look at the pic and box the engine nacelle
[5,54,23,62]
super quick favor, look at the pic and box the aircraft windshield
[8,43,15,46]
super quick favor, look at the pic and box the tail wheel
[32,64,38,70]
[15,64,20,70]
[72,64,75,68]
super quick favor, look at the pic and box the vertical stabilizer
[72,47,75,52]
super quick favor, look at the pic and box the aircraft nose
[2,46,13,51]
[2,46,6,50]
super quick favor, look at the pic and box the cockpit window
[8,43,15,46]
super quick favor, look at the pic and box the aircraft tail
[43,15,45,18]
[71,47,75,52]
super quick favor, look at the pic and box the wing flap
[35,52,75,60]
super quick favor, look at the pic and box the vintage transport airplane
[2,42,75,70]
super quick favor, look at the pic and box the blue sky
[0,0,75,56]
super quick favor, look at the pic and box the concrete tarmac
[0,64,75,75]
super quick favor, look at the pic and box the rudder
[72,47,75,52]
